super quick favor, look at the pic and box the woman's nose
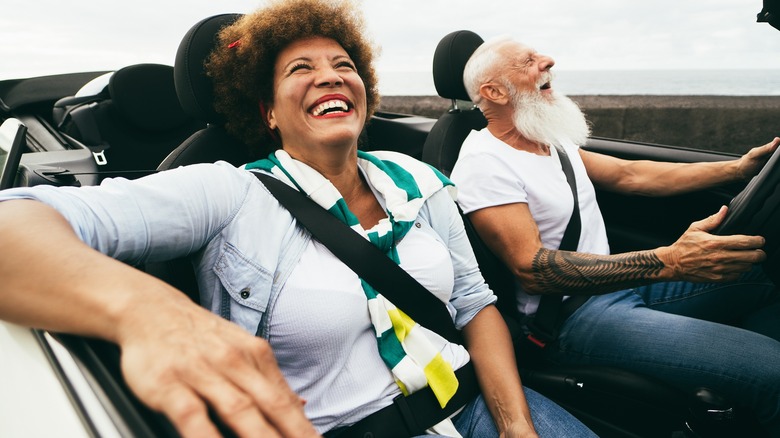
[315,67,343,87]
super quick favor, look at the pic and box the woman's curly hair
[206,0,379,157]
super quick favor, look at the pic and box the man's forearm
[529,248,665,295]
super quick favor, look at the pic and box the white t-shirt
[451,128,610,315]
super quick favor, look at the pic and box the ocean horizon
[377,69,780,96]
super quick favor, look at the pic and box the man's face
[498,41,556,100]
[501,47,591,148]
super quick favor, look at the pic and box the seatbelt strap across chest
[526,144,584,346]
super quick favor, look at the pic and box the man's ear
[479,82,510,106]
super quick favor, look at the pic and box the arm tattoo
[531,248,665,295]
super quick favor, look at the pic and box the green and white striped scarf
[246,149,462,432]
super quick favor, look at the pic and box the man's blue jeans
[547,266,780,434]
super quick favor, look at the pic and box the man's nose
[539,55,555,71]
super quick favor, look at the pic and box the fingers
[668,209,766,282]
[690,206,727,232]
[152,384,223,438]
[119,308,319,438]
[689,207,766,248]
[210,338,318,437]
[174,351,283,438]
[752,137,779,156]
[736,137,779,180]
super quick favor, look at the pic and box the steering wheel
[715,144,780,239]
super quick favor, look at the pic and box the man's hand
[735,137,780,181]
[118,296,319,438]
[658,206,766,283]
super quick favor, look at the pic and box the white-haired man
[450,36,780,434]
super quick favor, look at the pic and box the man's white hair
[463,35,513,106]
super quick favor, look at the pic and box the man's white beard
[510,88,591,147]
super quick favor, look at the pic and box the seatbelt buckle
[525,320,557,349]
[526,333,548,348]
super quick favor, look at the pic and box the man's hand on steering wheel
[659,206,767,283]
[735,137,780,181]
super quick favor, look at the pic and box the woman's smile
[309,93,354,118]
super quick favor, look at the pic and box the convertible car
[1,4,778,438]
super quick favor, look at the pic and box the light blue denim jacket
[0,161,496,338]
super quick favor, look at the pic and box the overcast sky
[2,0,778,84]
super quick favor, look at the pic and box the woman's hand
[658,206,766,283]
[118,294,319,438]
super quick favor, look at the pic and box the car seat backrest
[158,13,251,170]
[53,63,204,177]
[420,30,519,320]
[421,30,487,177]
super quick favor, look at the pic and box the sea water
[377,69,780,96]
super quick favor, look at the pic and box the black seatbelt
[526,145,586,347]
[253,172,462,344]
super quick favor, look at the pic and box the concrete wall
[378,95,780,155]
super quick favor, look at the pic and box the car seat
[157,13,251,170]
[143,13,251,302]
[421,30,767,438]
[52,63,205,179]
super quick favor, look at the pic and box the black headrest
[109,63,189,131]
[432,30,484,101]
[174,13,242,124]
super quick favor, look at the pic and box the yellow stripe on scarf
[425,356,459,408]
[388,307,459,407]
[389,307,415,340]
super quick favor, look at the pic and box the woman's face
[266,36,367,157]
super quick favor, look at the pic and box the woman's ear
[267,109,277,130]
[261,101,277,130]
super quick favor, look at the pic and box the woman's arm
[581,137,779,196]
[0,200,317,438]
[462,305,538,437]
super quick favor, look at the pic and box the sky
[2,0,779,93]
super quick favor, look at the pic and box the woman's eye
[336,61,356,71]
[289,63,311,74]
